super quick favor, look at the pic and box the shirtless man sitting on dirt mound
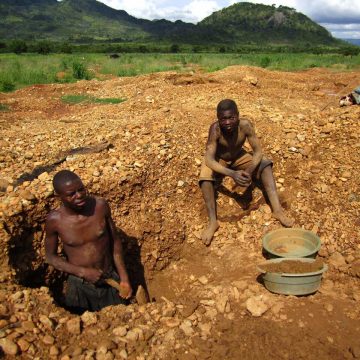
[45,170,132,312]
[199,99,294,246]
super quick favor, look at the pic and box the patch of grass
[0,103,9,111]
[61,94,125,105]
[1,81,15,92]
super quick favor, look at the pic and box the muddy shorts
[199,150,272,184]
[65,270,125,312]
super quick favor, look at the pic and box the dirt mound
[0,66,359,359]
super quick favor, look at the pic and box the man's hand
[119,280,133,299]
[231,170,252,187]
[80,268,103,283]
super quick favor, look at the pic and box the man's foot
[272,210,294,227]
[201,221,219,246]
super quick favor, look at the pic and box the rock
[135,285,148,305]
[49,345,59,356]
[0,304,9,317]
[17,338,30,352]
[42,335,55,345]
[180,320,194,336]
[112,326,127,337]
[243,75,258,86]
[0,338,19,356]
[350,345,360,358]
[125,329,139,342]
[198,276,208,285]
[39,314,55,330]
[96,339,116,354]
[246,295,270,317]
[177,180,185,187]
[329,252,346,268]
[38,172,50,181]
[232,280,248,291]
[216,294,229,314]
[0,179,9,192]
[66,317,81,335]
[119,349,128,359]
[81,311,97,327]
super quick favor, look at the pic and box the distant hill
[0,0,342,46]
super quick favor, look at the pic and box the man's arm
[204,124,234,177]
[205,124,251,186]
[243,120,263,175]
[105,202,132,299]
[45,213,102,282]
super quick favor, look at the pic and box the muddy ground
[0,65,359,359]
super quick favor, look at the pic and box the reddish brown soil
[259,259,324,273]
[0,66,359,359]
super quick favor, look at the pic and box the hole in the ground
[4,176,186,313]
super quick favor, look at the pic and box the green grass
[61,94,125,105]
[0,103,9,111]
[0,52,359,91]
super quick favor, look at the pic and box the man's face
[57,178,88,211]
[217,109,239,134]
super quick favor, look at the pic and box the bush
[9,39,27,54]
[170,44,180,53]
[260,56,271,68]
[72,62,90,80]
[60,42,73,54]
[1,81,15,92]
[35,41,52,55]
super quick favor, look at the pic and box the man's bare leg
[200,181,219,246]
[260,166,294,227]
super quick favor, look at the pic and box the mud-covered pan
[257,258,328,296]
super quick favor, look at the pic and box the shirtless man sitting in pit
[199,99,294,245]
[45,170,132,312]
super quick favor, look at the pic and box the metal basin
[262,228,321,258]
[257,257,328,296]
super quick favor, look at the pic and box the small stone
[180,321,194,337]
[66,317,81,335]
[81,311,97,327]
[198,276,208,285]
[329,252,346,268]
[216,294,229,314]
[350,345,360,358]
[42,335,55,345]
[49,345,59,356]
[39,315,55,330]
[324,303,333,312]
[17,338,30,352]
[112,326,127,337]
[177,180,185,187]
[38,172,50,181]
[0,338,19,356]
[0,179,9,192]
[125,330,139,342]
[119,349,128,359]
[246,296,270,317]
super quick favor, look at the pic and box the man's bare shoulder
[94,196,110,213]
[239,117,255,134]
[46,208,62,226]
[208,121,220,138]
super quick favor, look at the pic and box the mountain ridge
[0,0,342,46]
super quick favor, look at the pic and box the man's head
[53,170,88,210]
[217,99,239,134]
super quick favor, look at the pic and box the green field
[0,52,359,92]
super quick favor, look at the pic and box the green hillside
[199,3,338,45]
[0,0,342,46]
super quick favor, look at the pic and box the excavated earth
[0,65,359,359]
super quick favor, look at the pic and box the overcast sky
[98,0,360,39]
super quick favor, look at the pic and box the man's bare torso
[211,117,250,161]
[48,197,113,273]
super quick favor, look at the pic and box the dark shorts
[65,270,125,312]
[199,150,273,185]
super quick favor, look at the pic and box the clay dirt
[0,65,360,359]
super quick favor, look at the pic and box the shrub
[9,40,27,54]
[1,81,15,92]
[170,44,180,53]
[260,56,271,68]
[35,41,52,55]
[72,62,90,80]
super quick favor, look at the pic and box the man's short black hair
[217,99,239,115]
[53,170,80,193]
